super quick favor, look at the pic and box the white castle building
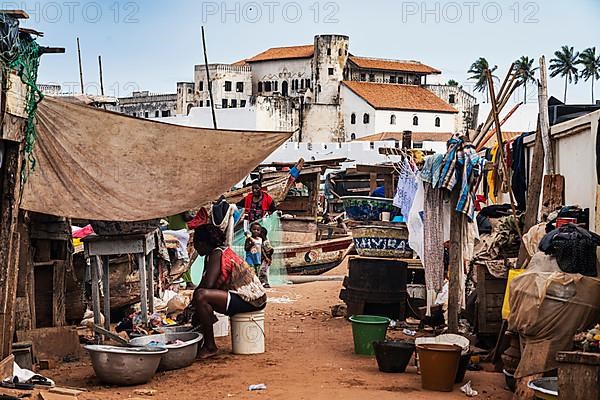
[166,34,476,145]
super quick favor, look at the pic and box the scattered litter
[460,381,478,397]
[402,329,416,336]
[267,297,295,304]
[248,384,267,391]
[388,320,397,328]
[132,389,156,396]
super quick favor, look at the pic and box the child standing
[259,226,274,288]
[245,222,263,276]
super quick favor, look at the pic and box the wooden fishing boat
[223,158,304,205]
[275,236,353,275]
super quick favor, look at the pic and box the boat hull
[276,237,352,276]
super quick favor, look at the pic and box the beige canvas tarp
[19,96,292,221]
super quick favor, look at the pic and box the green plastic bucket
[349,315,390,355]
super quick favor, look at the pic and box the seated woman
[191,223,267,359]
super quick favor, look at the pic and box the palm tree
[549,45,580,103]
[577,47,600,103]
[447,79,459,86]
[514,56,538,104]
[468,57,498,102]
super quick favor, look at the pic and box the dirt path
[45,280,511,400]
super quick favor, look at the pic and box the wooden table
[83,230,157,337]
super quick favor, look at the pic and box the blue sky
[24,0,600,103]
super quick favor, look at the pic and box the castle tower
[176,81,195,115]
[312,34,349,104]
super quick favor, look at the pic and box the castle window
[317,84,321,93]
[369,74,375,82]
[449,94,456,104]
[350,133,356,140]
[187,88,192,94]
[236,82,244,92]
[206,100,210,107]
[274,81,278,91]
[222,99,228,108]
[231,99,237,108]
[199,100,203,107]
[199,81,204,91]
[328,68,334,76]
[363,113,370,124]
[155,110,160,117]
[390,76,396,83]
[350,113,356,124]
[412,116,419,126]
[327,48,331,56]
[435,117,441,127]
[224,81,232,92]
[132,112,137,117]
[258,82,263,92]
[264,81,272,91]
[398,76,404,84]
[338,48,342,56]
[360,73,366,81]
[300,79,305,89]
[162,110,171,117]
[240,100,246,107]
[390,114,396,125]
[305,78,311,88]
[370,142,375,150]
[144,112,149,118]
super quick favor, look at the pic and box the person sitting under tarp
[238,180,277,222]
[187,224,267,359]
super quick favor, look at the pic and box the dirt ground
[16,263,511,400]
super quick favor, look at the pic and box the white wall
[373,109,454,134]
[194,64,252,108]
[340,84,376,140]
[477,103,538,132]
[303,104,342,142]
[250,58,312,96]
[160,106,257,130]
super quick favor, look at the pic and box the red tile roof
[246,45,314,62]
[231,59,249,66]
[355,132,453,142]
[348,56,441,74]
[342,81,458,113]
[483,131,523,146]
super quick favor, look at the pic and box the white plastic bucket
[214,313,229,337]
[230,310,265,355]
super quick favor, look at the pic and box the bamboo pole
[98,55,104,96]
[485,69,526,245]
[201,26,217,129]
[76,37,84,94]
[538,56,554,175]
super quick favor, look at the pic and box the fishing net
[0,13,43,183]
[188,213,287,285]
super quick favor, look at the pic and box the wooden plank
[517,121,544,267]
[356,164,396,174]
[0,354,14,380]
[1,114,26,142]
[557,351,600,366]
[369,173,377,194]
[383,174,394,198]
[0,9,29,18]
[538,55,554,175]
[138,253,148,326]
[52,261,66,327]
[16,326,80,360]
[541,174,565,218]
[0,140,23,359]
[101,256,110,331]
[448,189,462,333]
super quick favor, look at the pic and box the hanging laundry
[393,158,418,218]
[422,182,446,314]
[487,144,499,203]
